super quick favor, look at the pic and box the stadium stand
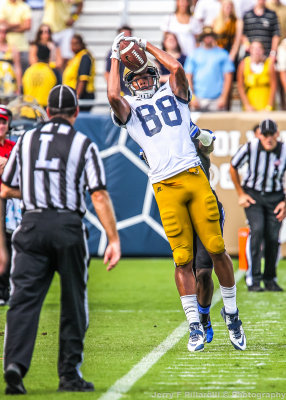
[76,0,175,111]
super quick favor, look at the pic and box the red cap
[0,107,9,121]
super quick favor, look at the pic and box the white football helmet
[123,60,160,99]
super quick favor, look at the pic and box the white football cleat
[220,307,246,350]
[187,322,205,352]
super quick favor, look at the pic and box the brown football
[119,40,148,73]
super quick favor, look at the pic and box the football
[119,40,148,73]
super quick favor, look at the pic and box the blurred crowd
[105,0,286,113]
[0,0,94,111]
[158,0,286,112]
[0,0,286,112]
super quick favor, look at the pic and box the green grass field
[1,258,286,399]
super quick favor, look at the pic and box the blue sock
[198,303,210,315]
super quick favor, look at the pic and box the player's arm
[145,42,189,101]
[91,190,121,271]
[123,35,189,100]
[107,33,131,125]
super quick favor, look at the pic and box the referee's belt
[24,208,80,216]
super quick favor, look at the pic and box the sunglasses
[40,29,51,34]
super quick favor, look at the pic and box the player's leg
[153,178,204,352]
[193,229,214,343]
[187,168,246,350]
[194,196,225,343]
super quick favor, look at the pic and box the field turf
[0,258,286,399]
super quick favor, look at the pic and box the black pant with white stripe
[244,188,284,286]
[4,209,89,379]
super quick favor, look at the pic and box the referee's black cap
[260,119,278,136]
[48,85,78,113]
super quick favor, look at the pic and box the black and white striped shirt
[243,8,280,56]
[2,117,106,215]
[231,138,286,193]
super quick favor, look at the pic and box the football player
[191,127,224,344]
[140,125,222,344]
[107,33,246,352]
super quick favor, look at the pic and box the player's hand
[238,193,256,208]
[124,36,147,50]
[103,240,121,271]
[274,201,286,222]
[111,32,125,60]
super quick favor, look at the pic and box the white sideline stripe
[98,269,245,400]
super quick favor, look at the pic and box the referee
[0,85,121,394]
[230,119,286,292]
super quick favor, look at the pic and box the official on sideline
[0,84,121,394]
[230,118,286,292]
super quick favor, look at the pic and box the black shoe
[248,284,264,292]
[264,280,283,292]
[58,376,94,392]
[4,363,26,395]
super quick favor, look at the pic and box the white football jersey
[117,80,201,183]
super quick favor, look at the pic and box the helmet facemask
[124,64,160,99]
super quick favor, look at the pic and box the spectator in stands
[237,41,276,111]
[277,38,286,99]
[242,0,280,59]
[158,32,186,84]
[63,34,95,112]
[0,105,18,306]
[212,0,243,63]
[267,0,286,40]
[105,25,132,96]
[22,45,57,108]
[26,0,44,43]
[160,0,202,56]
[0,0,31,73]
[195,0,256,23]
[231,0,257,18]
[29,24,63,72]
[184,26,235,111]
[253,124,261,137]
[42,0,83,66]
[194,0,221,26]
[267,0,286,108]
[0,23,22,96]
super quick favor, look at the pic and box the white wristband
[196,129,213,146]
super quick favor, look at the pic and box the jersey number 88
[136,95,182,137]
